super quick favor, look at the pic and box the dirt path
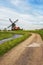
[0,33,43,65]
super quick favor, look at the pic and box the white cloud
[10,0,32,12]
[10,0,21,6]
[0,6,43,30]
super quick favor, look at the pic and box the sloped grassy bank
[0,30,31,56]
[29,30,43,40]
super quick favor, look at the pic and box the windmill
[8,18,20,30]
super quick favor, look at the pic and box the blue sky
[0,0,43,30]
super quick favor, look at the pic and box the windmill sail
[14,19,18,23]
[9,18,13,23]
[7,24,12,28]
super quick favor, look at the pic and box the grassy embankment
[0,30,31,56]
[29,30,43,40]
[0,31,14,40]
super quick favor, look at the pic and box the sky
[0,0,43,30]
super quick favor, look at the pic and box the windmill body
[8,19,20,30]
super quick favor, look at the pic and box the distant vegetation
[0,30,31,56]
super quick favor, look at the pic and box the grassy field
[29,30,43,40]
[0,31,14,40]
[0,30,31,56]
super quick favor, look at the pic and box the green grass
[0,31,14,40]
[0,30,31,56]
[29,30,43,40]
